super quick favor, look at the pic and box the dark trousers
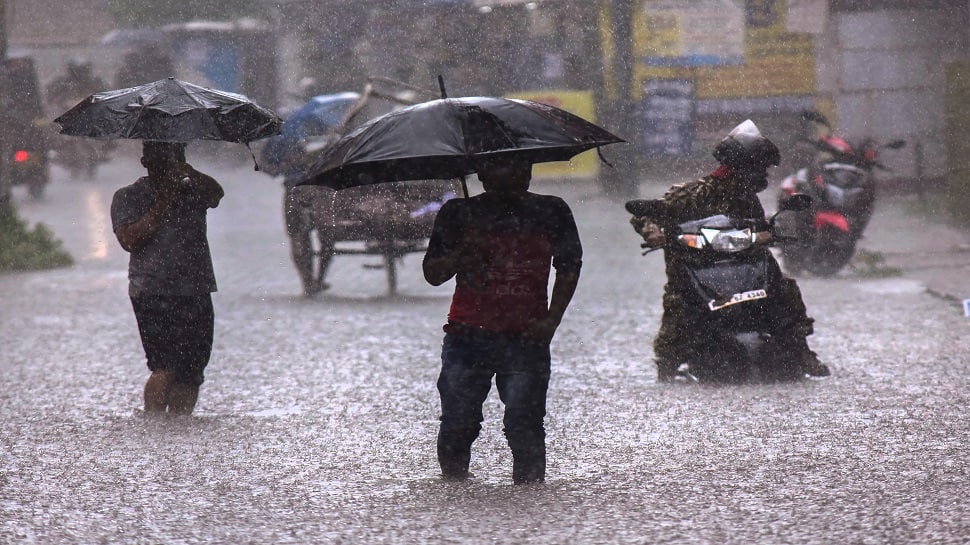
[436,332,551,483]
[130,294,214,386]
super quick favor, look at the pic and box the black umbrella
[296,96,624,191]
[53,77,282,144]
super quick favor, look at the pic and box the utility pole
[0,0,6,67]
[600,0,636,197]
[0,0,12,217]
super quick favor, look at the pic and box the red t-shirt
[425,191,582,334]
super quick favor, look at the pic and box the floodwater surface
[2,156,967,544]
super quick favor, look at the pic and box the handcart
[319,180,459,295]
[261,77,455,295]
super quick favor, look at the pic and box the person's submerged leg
[285,189,319,296]
[144,370,174,413]
[312,229,335,293]
[133,296,174,414]
[146,295,212,416]
[436,334,493,479]
[497,341,551,484]
[167,382,199,415]
[654,289,690,382]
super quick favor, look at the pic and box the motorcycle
[625,194,813,384]
[2,56,50,199]
[8,122,51,199]
[777,112,905,276]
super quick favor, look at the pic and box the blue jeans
[436,331,551,483]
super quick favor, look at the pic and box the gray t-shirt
[111,176,218,297]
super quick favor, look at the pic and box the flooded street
[2,154,968,544]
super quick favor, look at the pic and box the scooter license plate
[708,289,768,311]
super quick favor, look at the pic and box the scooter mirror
[625,199,667,218]
[779,193,813,212]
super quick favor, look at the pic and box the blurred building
[6,0,970,184]
[272,1,601,100]
[6,0,117,102]
[820,0,967,188]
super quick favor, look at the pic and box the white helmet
[713,119,780,170]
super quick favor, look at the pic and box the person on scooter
[629,120,830,381]
[45,58,107,111]
[46,58,112,177]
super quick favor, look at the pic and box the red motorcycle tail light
[822,135,853,154]
[13,150,30,162]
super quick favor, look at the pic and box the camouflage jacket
[630,165,767,242]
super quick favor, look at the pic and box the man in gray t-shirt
[111,141,224,415]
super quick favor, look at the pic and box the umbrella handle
[597,147,615,169]
[437,75,448,99]
[246,142,261,171]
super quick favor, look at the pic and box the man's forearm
[194,171,224,207]
[423,254,459,286]
[115,193,175,252]
[547,270,580,324]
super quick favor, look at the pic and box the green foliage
[905,193,946,219]
[0,212,73,271]
[104,0,271,27]
[904,194,970,231]
[849,249,901,279]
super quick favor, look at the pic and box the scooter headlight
[677,228,755,252]
[703,227,755,252]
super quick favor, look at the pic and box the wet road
[2,154,968,544]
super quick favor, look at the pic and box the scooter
[777,112,905,276]
[625,194,812,384]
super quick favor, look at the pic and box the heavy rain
[2,1,969,544]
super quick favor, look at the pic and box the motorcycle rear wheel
[806,227,856,277]
[781,244,808,275]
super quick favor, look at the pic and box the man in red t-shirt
[423,158,582,484]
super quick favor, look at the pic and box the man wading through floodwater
[423,158,582,484]
[111,141,224,415]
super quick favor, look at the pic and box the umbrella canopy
[282,92,361,141]
[260,92,361,178]
[296,96,624,190]
[53,77,283,143]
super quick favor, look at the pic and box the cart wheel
[27,174,47,199]
[384,252,398,295]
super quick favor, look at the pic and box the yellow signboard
[506,89,602,179]
[635,0,745,66]
[633,0,816,99]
